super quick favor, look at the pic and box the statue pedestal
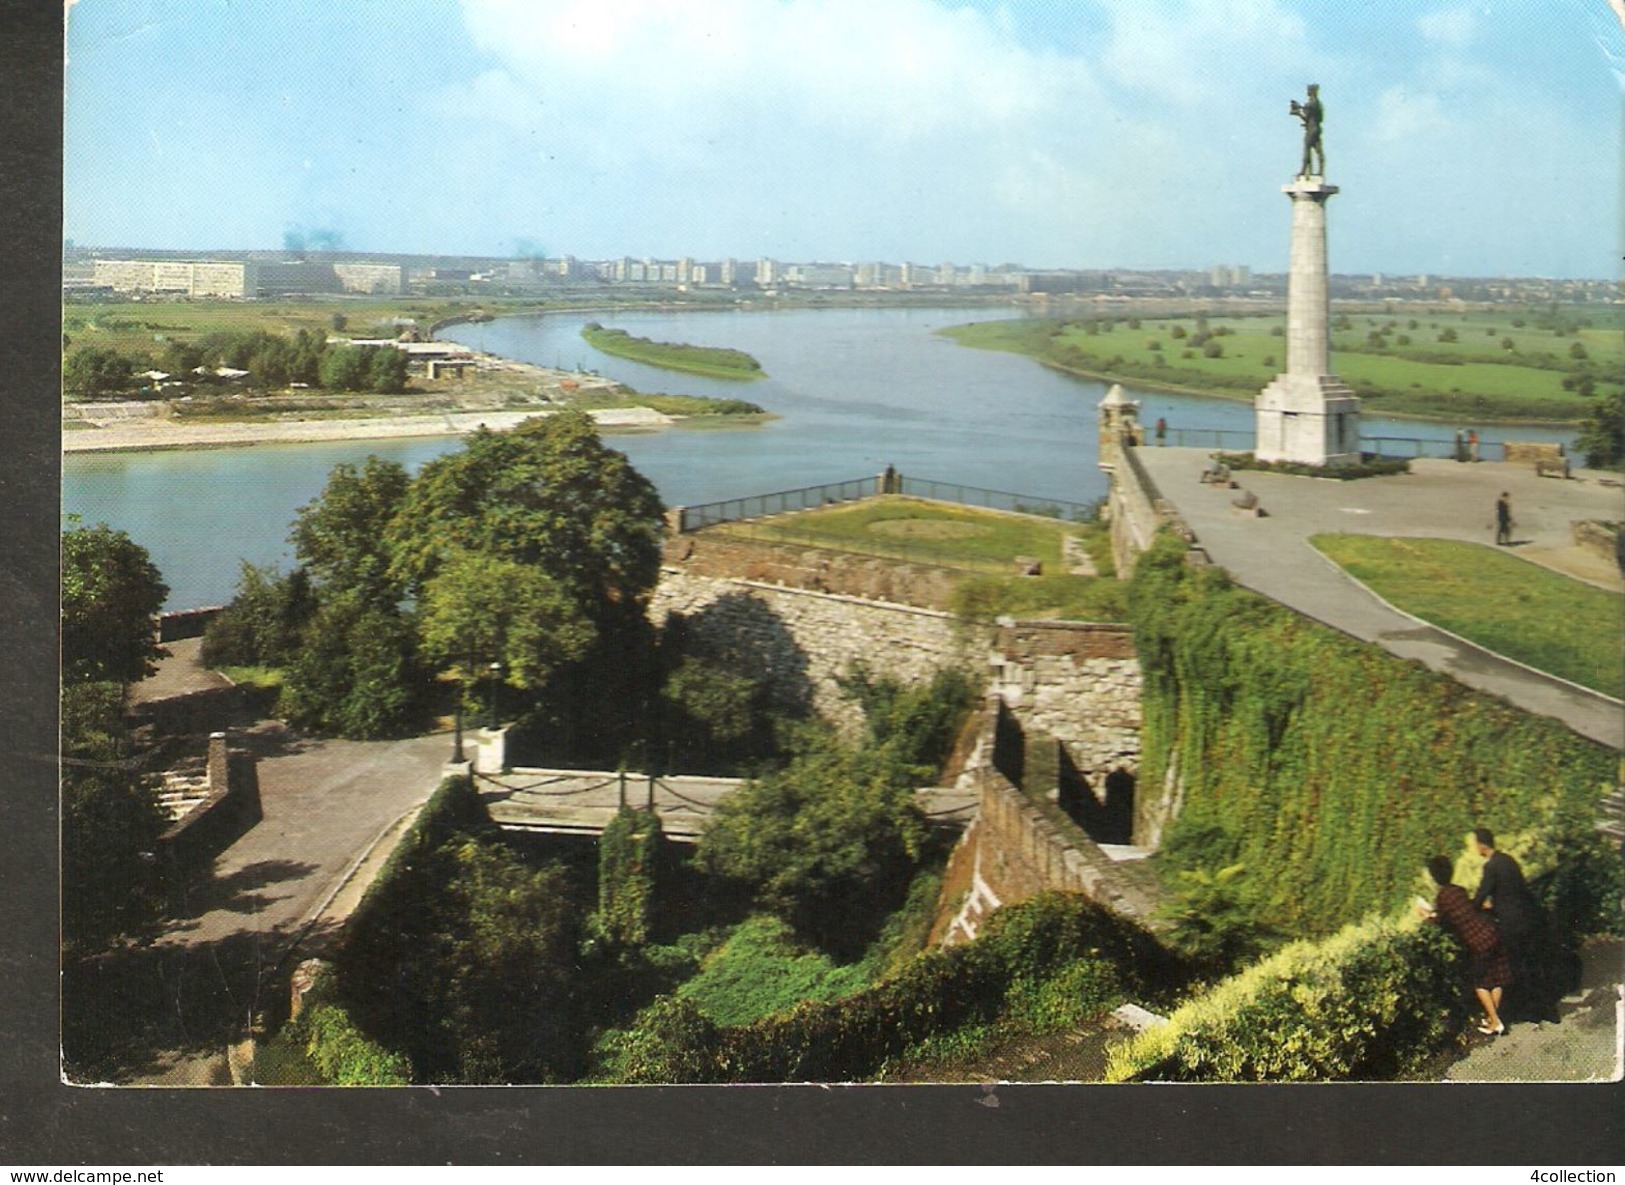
[1255,373,1361,466]
[1253,175,1361,467]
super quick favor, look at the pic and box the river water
[62,305,1576,610]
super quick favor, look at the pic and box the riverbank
[62,347,777,454]
[941,316,1602,427]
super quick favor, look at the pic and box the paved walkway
[88,716,453,1085]
[1133,449,1624,749]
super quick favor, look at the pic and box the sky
[63,0,1623,278]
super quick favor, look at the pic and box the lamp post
[487,661,502,730]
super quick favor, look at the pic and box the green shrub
[253,968,411,1086]
[592,807,662,951]
[592,892,1177,1083]
[1105,915,1465,1081]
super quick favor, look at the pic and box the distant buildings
[92,258,403,297]
[65,245,1621,306]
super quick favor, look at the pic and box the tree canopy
[291,456,411,606]
[388,411,665,621]
[417,549,596,692]
[62,522,169,685]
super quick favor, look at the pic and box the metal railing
[896,477,1101,522]
[678,476,878,531]
[1362,435,1507,462]
[1157,427,1257,451]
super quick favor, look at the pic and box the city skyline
[65,1,1620,280]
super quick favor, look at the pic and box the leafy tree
[658,656,763,771]
[366,346,410,393]
[1202,340,1223,358]
[1437,327,1458,343]
[60,680,167,953]
[201,562,316,669]
[1575,390,1624,470]
[417,549,596,696]
[838,664,976,772]
[61,522,168,685]
[695,737,928,952]
[158,340,205,375]
[280,592,423,738]
[1569,341,1589,361]
[290,456,410,607]
[63,347,135,397]
[388,411,665,620]
[318,344,373,391]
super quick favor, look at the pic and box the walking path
[98,642,457,1084]
[1133,449,1624,749]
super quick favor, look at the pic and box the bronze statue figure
[1290,83,1324,177]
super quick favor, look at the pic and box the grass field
[60,296,489,359]
[1309,534,1624,699]
[581,323,764,380]
[711,496,1127,621]
[944,305,1620,424]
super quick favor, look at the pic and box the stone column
[1254,178,1361,467]
[1285,180,1335,378]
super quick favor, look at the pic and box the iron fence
[895,477,1101,522]
[678,476,877,531]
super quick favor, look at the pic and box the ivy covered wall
[1128,531,1617,936]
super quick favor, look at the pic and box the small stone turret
[1097,383,1140,473]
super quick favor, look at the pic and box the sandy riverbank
[62,350,679,454]
[62,405,676,454]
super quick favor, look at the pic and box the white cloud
[1417,7,1477,49]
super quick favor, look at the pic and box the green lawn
[944,305,1619,424]
[710,496,1126,621]
[1309,534,1624,699]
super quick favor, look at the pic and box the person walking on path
[1494,491,1513,545]
[1472,827,1549,1019]
[1418,854,1512,1036]
[1467,429,1480,462]
[1155,416,1167,447]
[1454,430,1466,463]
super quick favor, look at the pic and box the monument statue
[1290,83,1324,177]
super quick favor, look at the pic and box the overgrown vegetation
[582,322,765,380]
[589,892,1179,1083]
[1310,534,1625,699]
[694,667,976,956]
[1130,530,1618,938]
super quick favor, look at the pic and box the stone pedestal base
[473,726,508,775]
[1255,373,1361,467]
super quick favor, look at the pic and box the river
[62,304,1577,610]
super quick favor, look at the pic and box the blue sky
[64,0,1621,277]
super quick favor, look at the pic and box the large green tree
[61,681,169,953]
[1575,389,1624,471]
[62,522,168,684]
[63,346,136,398]
[387,411,665,620]
[695,738,929,952]
[279,591,424,739]
[417,549,596,700]
[290,456,411,607]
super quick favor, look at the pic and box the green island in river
[941,306,1620,424]
[582,322,766,380]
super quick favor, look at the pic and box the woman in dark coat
[1417,854,1512,1035]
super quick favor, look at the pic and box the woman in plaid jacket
[1417,854,1513,1036]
